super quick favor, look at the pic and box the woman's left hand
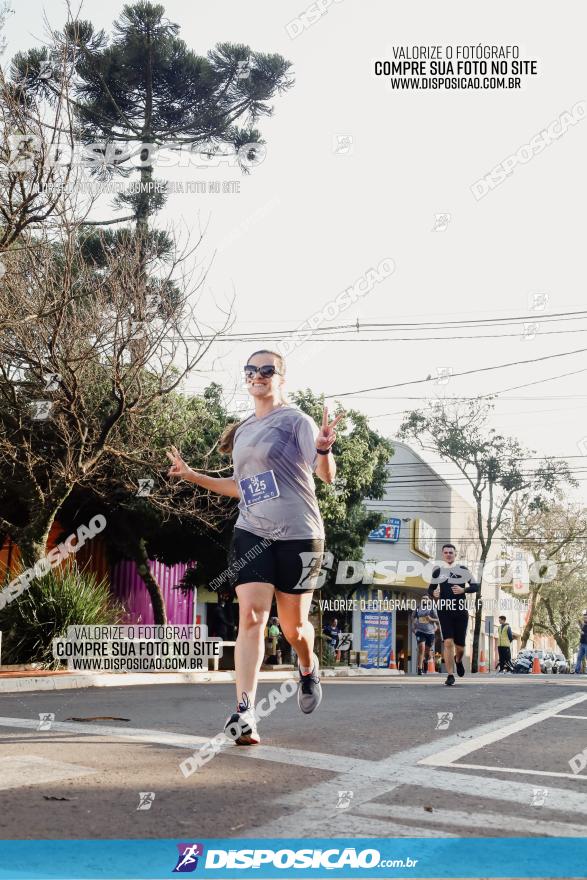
[316,406,345,451]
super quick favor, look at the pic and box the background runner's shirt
[412,605,439,634]
[231,405,324,540]
[427,564,479,614]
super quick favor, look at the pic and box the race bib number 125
[239,470,280,507]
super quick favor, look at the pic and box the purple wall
[111,559,196,625]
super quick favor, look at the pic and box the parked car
[552,653,570,674]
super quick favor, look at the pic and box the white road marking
[249,692,587,835]
[0,716,211,748]
[443,762,587,781]
[0,755,96,791]
[0,716,375,776]
[249,781,405,838]
[418,691,587,767]
[355,802,587,837]
[409,766,587,814]
[275,814,458,839]
[2,690,587,835]
[555,714,587,719]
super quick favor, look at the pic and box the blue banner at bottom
[0,838,585,879]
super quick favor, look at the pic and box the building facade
[349,441,528,673]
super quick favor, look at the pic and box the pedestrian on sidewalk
[411,597,440,675]
[428,543,480,687]
[265,617,281,663]
[167,349,344,745]
[323,617,342,663]
[497,615,514,673]
[215,597,233,642]
[575,611,587,674]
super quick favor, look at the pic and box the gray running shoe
[298,653,322,714]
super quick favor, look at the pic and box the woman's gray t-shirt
[231,406,325,540]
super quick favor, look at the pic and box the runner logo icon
[173,843,204,872]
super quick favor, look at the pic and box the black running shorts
[415,632,435,648]
[228,527,325,594]
[437,612,469,646]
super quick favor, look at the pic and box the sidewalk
[0,665,403,694]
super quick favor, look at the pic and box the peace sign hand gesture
[316,406,345,452]
[166,445,193,481]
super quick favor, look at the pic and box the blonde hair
[218,350,287,455]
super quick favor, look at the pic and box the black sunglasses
[244,364,282,378]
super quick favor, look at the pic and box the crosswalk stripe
[0,716,374,776]
[0,755,95,791]
[418,691,587,767]
[440,761,587,781]
[409,766,587,813]
[355,802,587,837]
[286,814,458,839]
[555,714,587,719]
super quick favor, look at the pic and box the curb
[0,666,403,694]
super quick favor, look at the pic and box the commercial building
[349,441,528,673]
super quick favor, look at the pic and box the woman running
[166,349,343,745]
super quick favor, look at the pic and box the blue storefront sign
[360,611,393,668]
[367,517,401,543]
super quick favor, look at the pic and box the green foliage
[0,562,123,667]
[293,389,394,595]
[13,2,294,228]
[534,576,587,657]
[399,399,575,548]
[56,382,237,576]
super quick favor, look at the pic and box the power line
[193,309,587,340]
[324,347,587,399]
[266,329,587,341]
[380,457,587,466]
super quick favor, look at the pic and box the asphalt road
[1,675,586,840]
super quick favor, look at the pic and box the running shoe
[445,673,455,686]
[298,653,322,714]
[417,667,423,676]
[224,692,260,745]
[455,658,465,678]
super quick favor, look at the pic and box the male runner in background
[428,543,479,686]
[411,596,440,675]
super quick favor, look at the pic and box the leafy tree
[0,218,230,570]
[399,399,574,672]
[56,384,235,623]
[501,498,587,647]
[533,575,587,660]
[12,1,293,238]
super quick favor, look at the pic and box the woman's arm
[166,446,240,498]
[315,450,336,484]
[314,406,344,484]
[185,471,240,498]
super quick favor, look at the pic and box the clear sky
[5,0,587,505]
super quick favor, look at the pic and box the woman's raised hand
[166,445,193,481]
[316,406,345,451]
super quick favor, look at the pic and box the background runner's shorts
[437,612,469,645]
[228,527,325,594]
[415,632,435,648]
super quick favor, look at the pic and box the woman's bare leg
[275,591,314,670]
[234,582,274,706]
